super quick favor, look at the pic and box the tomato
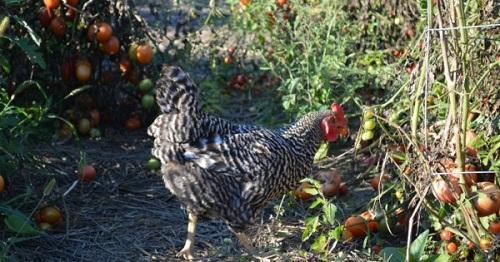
[344,216,367,237]
[446,242,457,254]
[361,130,374,141]
[276,0,287,8]
[44,0,60,9]
[87,24,97,41]
[227,47,236,54]
[66,0,79,6]
[95,22,113,43]
[240,0,251,7]
[128,43,138,61]
[147,158,161,170]
[338,184,348,196]
[363,119,376,130]
[38,222,52,230]
[392,50,402,58]
[125,117,141,131]
[49,17,65,38]
[440,228,454,241]
[363,109,374,120]
[473,182,500,217]
[451,166,478,187]
[39,206,61,225]
[0,175,5,192]
[64,8,76,21]
[372,245,382,255]
[89,109,100,127]
[467,240,475,249]
[119,56,132,74]
[136,44,153,64]
[100,35,120,55]
[78,118,91,135]
[38,8,52,27]
[60,58,75,83]
[487,220,500,234]
[79,164,96,182]
[370,175,390,191]
[317,170,341,197]
[294,182,313,201]
[138,78,153,93]
[141,94,155,109]
[342,229,353,241]
[479,238,491,250]
[75,59,92,82]
[223,55,233,64]
[431,176,462,204]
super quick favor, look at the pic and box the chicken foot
[176,212,197,260]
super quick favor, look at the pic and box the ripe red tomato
[75,59,92,82]
[276,0,287,8]
[344,216,367,237]
[446,242,457,254]
[49,17,65,38]
[38,8,52,27]
[136,44,153,64]
[100,35,120,55]
[473,182,500,217]
[79,165,96,182]
[119,56,132,74]
[95,22,113,43]
[125,117,141,131]
[39,206,61,225]
[488,220,500,234]
[440,228,454,241]
[44,0,60,9]
[240,0,251,7]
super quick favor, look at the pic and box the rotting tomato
[75,59,92,82]
[0,175,5,192]
[473,182,500,217]
[125,117,141,131]
[370,175,390,191]
[488,220,500,234]
[49,17,65,38]
[38,8,52,27]
[431,176,462,204]
[39,206,61,225]
[344,216,367,238]
[440,228,454,241]
[79,164,96,182]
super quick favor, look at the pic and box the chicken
[147,66,348,260]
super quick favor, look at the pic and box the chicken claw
[176,247,194,260]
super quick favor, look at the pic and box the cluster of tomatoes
[294,170,348,201]
[356,109,376,149]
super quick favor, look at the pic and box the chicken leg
[176,212,197,260]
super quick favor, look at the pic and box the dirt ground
[5,127,384,261]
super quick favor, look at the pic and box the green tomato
[141,94,155,109]
[361,130,374,141]
[138,78,153,93]
[363,119,376,130]
[363,109,375,120]
[146,158,161,170]
[389,112,400,123]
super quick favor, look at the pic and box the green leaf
[4,213,39,235]
[308,197,323,209]
[10,37,46,69]
[322,202,336,226]
[314,142,329,162]
[380,247,406,262]
[409,230,429,262]
[0,53,10,74]
[43,178,56,196]
[303,187,319,196]
[310,233,327,253]
[302,216,319,241]
[428,253,450,262]
[12,15,41,46]
[328,226,343,241]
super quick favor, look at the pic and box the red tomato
[49,17,65,38]
[44,0,60,9]
[79,165,96,182]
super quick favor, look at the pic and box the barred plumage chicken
[147,66,348,260]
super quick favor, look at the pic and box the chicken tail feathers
[147,66,202,142]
